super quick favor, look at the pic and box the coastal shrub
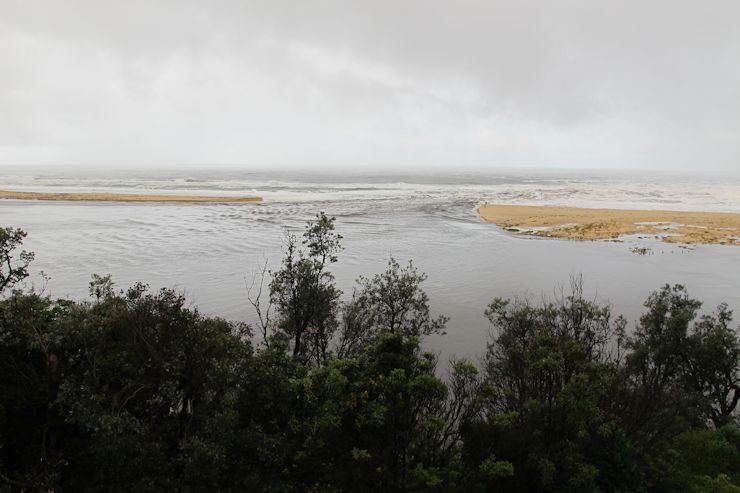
[0,227,34,293]
[269,212,342,366]
[0,226,738,492]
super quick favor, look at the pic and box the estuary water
[1,167,739,360]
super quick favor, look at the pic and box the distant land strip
[477,203,740,246]
[0,190,262,203]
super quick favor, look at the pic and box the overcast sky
[1,1,739,173]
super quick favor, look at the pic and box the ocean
[2,167,739,360]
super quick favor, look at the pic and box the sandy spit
[477,204,740,246]
[0,190,262,203]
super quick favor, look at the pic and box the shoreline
[0,190,262,203]
[477,204,740,246]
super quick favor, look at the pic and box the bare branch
[246,256,273,346]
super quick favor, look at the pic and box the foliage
[337,257,448,358]
[647,426,740,492]
[0,227,35,294]
[270,212,342,366]
[293,333,452,491]
[472,281,636,492]
[1,226,738,492]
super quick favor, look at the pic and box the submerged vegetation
[1,218,739,492]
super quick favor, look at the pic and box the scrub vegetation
[1,218,738,492]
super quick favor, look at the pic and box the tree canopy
[1,220,738,492]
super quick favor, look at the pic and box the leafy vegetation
[1,218,738,492]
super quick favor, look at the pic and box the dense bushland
[0,219,738,492]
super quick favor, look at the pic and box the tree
[247,258,274,346]
[89,273,114,300]
[0,281,263,492]
[0,290,65,490]
[616,285,740,490]
[684,304,740,427]
[294,333,453,492]
[475,284,636,492]
[336,257,448,358]
[482,280,624,416]
[623,285,711,448]
[647,426,740,492]
[3,218,740,492]
[0,227,34,294]
[270,212,342,366]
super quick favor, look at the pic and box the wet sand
[477,204,740,245]
[0,190,262,203]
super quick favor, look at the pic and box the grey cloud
[1,0,739,171]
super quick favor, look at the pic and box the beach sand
[0,190,262,203]
[477,204,740,245]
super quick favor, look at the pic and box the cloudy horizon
[2,1,739,173]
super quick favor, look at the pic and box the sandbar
[0,190,262,203]
[477,204,740,246]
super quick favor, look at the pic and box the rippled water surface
[2,167,739,359]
